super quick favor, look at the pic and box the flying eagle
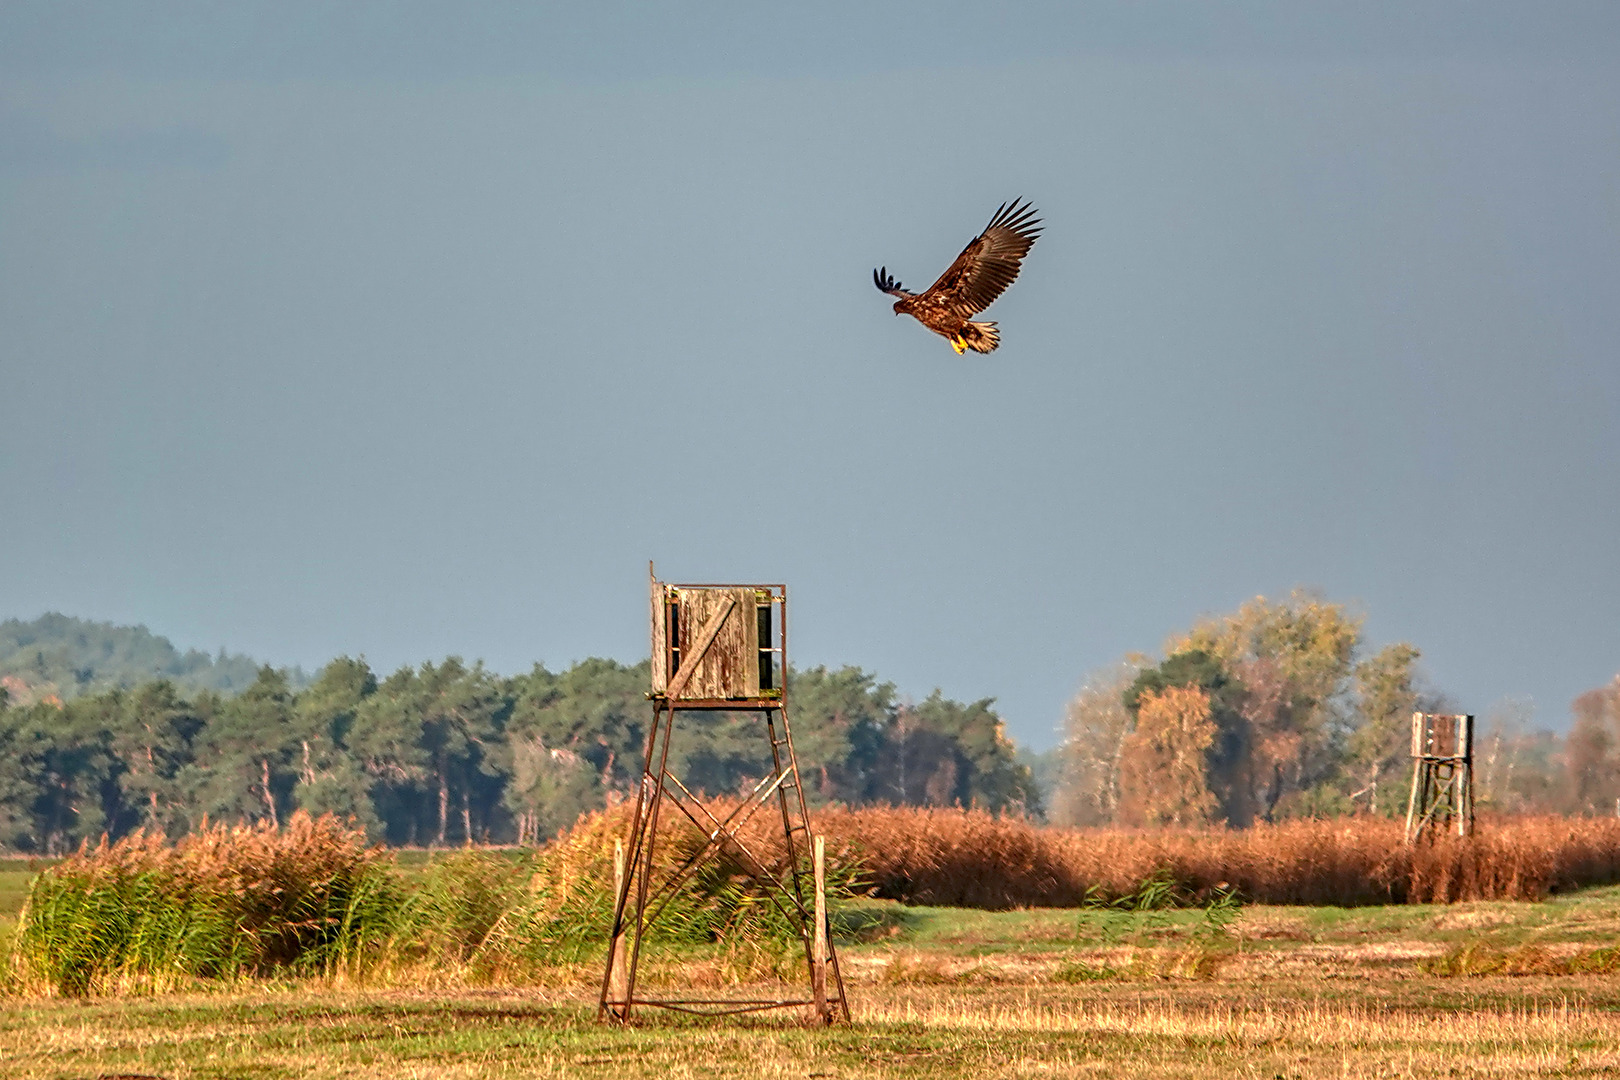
[874,199,1042,354]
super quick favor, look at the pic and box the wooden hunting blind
[598,565,848,1024]
[1405,712,1475,843]
[650,583,781,702]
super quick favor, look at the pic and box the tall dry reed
[519,804,1620,911]
[7,804,839,997]
[7,811,398,996]
[805,808,1620,909]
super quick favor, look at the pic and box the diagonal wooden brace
[663,596,736,702]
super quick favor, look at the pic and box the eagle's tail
[960,321,999,354]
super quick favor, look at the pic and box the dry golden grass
[4,981,1620,1079]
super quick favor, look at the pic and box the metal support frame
[1405,712,1474,843]
[598,577,849,1025]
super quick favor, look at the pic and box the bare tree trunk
[437,772,449,847]
[461,789,472,846]
[1107,726,1128,821]
[260,759,279,829]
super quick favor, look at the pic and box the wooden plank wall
[675,587,759,699]
[650,577,668,693]
[1412,713,1472,760]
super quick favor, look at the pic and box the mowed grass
[843,882,1620,957]
[7,885,1620,1077]
[5,981,1620,1079]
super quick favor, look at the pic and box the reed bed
[11,803,1620,998]
[617,802,1620,908]
[7,813,399,996]
[808,808,1620,909]
[6,808,832,997]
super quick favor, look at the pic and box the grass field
[6,980,1620,1080]
[0,857,52,964]
[5,854,1620,1078]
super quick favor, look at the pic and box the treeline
[1053,591,1620,826]
[0,657,1036,855]
[7,594,1614,853]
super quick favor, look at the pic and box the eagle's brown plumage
[874,199,1042,354]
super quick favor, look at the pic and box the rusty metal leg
[765,706,846,1024]
[764,711,814,1000]
[600,702,663,1021]
[621,699,679,1021]
[600,699,679,1023]
[784,708,847,1022]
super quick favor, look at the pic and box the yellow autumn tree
[1169,589,1363,823]
[1117,685,1218,827]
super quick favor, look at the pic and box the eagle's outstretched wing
[919,200,1042,316]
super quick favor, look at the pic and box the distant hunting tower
[1405,712,1474,843]
[598,565,849,1024]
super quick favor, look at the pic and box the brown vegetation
[39,811,386,964]
[800,808,1620,909]
[8,812,392,995]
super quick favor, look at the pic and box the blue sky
[3,3,1618,747]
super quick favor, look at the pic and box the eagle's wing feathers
[920,200,1042,316]
[873,266,911,297]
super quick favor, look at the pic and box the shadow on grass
[833,901,926,944]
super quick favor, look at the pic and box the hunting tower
[598,564,849,1024]
[1405,712,1474,843]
